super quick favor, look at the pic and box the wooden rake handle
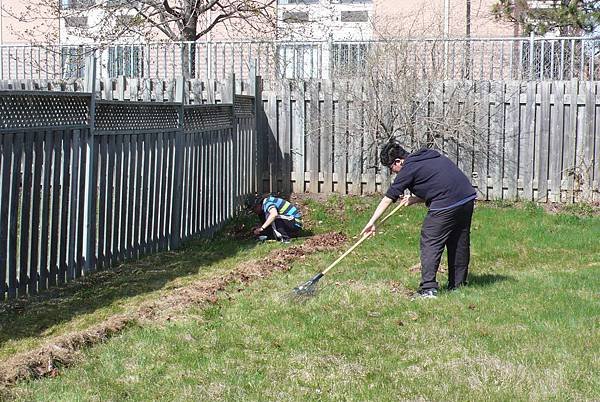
[321,203,404,276]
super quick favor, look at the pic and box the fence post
[254,73,263,195]
[248,59,256,96]
[228,73,237,215]
[223,73,235,103]
[83,51,97,273]
[325,34,333,80]
[171,76,185,248]
[528,32,535,81]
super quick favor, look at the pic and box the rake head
[292,272,324,299]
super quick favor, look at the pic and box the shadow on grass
[468,273,514,288]
[0,216,267,349]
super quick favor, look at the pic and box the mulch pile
[0,232,347,393]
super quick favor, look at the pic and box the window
[61,46,90,78]
[340,10,369,22]
[61,0,94,9]
[108,45,144,77]
[331,43,369,76]
[278,0,318,4]
[277,44,319,79]
[64,16,88,27]
[106,0,140,6]
[282,11,309,23]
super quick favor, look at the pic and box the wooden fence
[258,79,600,203]
[0,76,256,104]
[0,89,257,299]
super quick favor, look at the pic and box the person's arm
[361,196,393,237]
[399,195,424,207]
[254,207,278,235]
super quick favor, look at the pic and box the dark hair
[380,140,409,167]
[244,194,265,211]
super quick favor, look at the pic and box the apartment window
[106,0,140,6]
[64,16,88,27]
[282,11,309,23]
[61,0,94,9]
[340,11,368,22]
[278,0,318,4]
[61,46,90,78]
[108,45,144,77]
[332,43,369,76]
[277,44,319,79]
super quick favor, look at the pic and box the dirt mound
[0,315,133,392]
[0,232,347,392]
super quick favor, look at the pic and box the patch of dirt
[0,232,347,393]
[388,281,413,298]
[0,315,132,394]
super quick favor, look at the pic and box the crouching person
[249,195,302,243]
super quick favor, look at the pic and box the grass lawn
[4,196,600,401]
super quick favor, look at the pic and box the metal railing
[1,36,599,81]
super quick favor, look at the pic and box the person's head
[380,140,409,173]
[245,194,265,216]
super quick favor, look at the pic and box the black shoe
[411,288,438,300]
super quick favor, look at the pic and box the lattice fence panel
[184,104,233,132]
[0,92,89,129]
[234,95,255,117]
[95,101,179,131]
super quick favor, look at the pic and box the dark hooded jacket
[385,148,476,210]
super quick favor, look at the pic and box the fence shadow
[0,221,264,348]
[257,86,289,196]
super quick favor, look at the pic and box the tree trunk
[181,16,198,78]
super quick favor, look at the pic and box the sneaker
[257,235,268,242]
[280,238,291,244]
[411,288,438,300]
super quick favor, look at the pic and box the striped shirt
[262,196,303,228]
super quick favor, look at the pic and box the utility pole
[466,0,471,79]
[444,0,449,78]
[444,0,450,38]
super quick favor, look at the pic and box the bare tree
[324,38,503,170]
[9,0,278,43]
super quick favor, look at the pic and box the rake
[292,202,404,299]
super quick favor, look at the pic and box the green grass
[6,196,600,401]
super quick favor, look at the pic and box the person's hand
[361,222,376,237]
[400,196,421,207]
[253,227,264,236]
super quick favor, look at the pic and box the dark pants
[269,218,300,241]
[419,200,474,291]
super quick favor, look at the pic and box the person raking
[361,140,477,299]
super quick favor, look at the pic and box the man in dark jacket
[361,141,476,298]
